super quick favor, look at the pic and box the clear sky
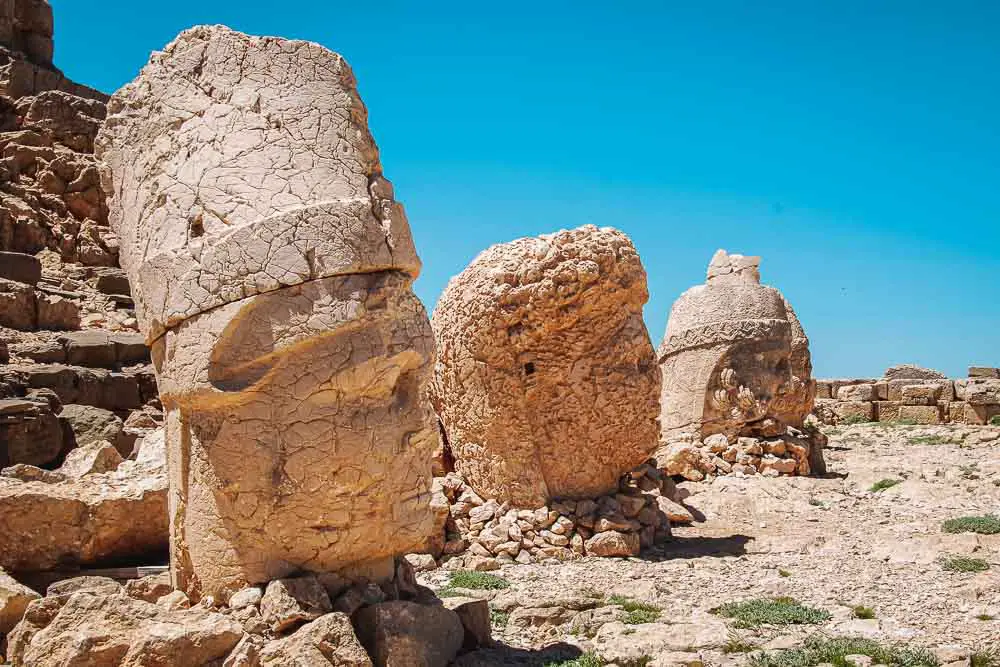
[50,1,999,378]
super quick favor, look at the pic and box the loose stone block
[832,401,874,423]
[900,383,942,406]
[838,383,876,402]
[876,401,901,423]
[96,26,439,599]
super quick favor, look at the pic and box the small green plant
[607,595,663,624]
[894,418,918,426]
[713,597,831,628]
[943,515,1000,535]
[808,498,825,507]
[960,464,981,480]
[545,653,605,667]
[990,415,1000,426]
[870,478,902,492]
[976,614,996,621]
[941,555,991,573]
[435,588,465,598]
[852,605,876,619]
[748,635,940,667]
[445,571,511,590]
[723,630,757,654]
[971,645,1000,667]
[778,568,792,577]
[490,609,509,627]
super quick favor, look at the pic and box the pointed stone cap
[706,249,761,285]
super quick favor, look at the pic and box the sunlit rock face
[96,25,439,600]
[658,249,815,443]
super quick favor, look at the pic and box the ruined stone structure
[95,26,439,600]
[431,225,661,508]
[813,365,1000,425]
[656,250,821,479]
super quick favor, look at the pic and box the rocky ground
[419,422,1000,666]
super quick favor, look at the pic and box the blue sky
[51,1,998,378]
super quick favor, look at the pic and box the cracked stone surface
[431,225,660,507]
[657,249,816,444]
[96,25,439,600]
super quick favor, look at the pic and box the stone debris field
[0,2,997,666]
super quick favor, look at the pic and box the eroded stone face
[431,225,661,508]
[658,250,815,442]
[96,26,438,599]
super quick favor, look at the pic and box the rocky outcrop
[431,225,660,507]
[655,250,821,478]
[96,25,439,600]
[0,429,167,572]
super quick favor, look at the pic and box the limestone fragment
[96,26,439,599]
[431,225,660,507]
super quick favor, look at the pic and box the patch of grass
[713,597,831,628]
[971,645,1000,667]
[976,614,996,621]
[840,414,872,425]
[445,571,511,590]
[545,653,605,667]
[990,415,1000,426]
[490,609,509,627]
[606,595,663,624]
[908,435,954,446]
[941,555,991,573]
[852,605,876,619]
[779,569,792,577]
[942,515,1000,535]
[870,478,902,492]
[748,635,940,667]
[894,418,918,426]
[435,588,466,598]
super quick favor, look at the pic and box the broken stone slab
[57,439,123,477]
[431,225,660,507]
[353,600,464,667]
[57,330,148,367]
[0,251,41,285]
[91,266,131,296]
[0,429,167,572]
[0,396,63,467]
[124,571,172,603]
[8,591,242,666]
[260,576,333,634]
[441,596,492,651]
[57,402,131,455]
[0,568,40,635]
[0,277,36,330]
[259,612,373,666]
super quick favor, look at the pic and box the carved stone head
[658,250,814,442]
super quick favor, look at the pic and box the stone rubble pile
[813,365,1000,426]
[2,557,492,667]
[428,463,690,568]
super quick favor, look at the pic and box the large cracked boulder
[0,429,167,572]
[95,25,439,600]
[658,250,816,443]
[431,225,661,507]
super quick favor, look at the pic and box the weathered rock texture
[813,365,1000,426]
[431,225,660,508]
[95,25,439,600]
[658,250,816,442]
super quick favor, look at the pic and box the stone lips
[95,25,419,343]
[432,224,661,507]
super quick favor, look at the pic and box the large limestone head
[96,26,437,599]
[658,250,814,441]
[432,225,661,508]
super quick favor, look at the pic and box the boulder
[353,600,464,667]
[57,439,123,477]
[0,429,167,571]
[584,530,640,557]
[260,576,333,634]
[35,293,80,330]
[124,572,172,603]
[57,402,130,456]
[92,266,131,295]
[431,225,660,507]
[441,596,492,650]
[0,251,41,285]
[0,568,40,634]
[884,364,947,381]
[259,612,373,666]
[10,592,242,667]
[657,250,816,446]
[0,397,63,467]
[96,25,438,599]
[0,278,36,330]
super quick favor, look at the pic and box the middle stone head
[431,225,661,508]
